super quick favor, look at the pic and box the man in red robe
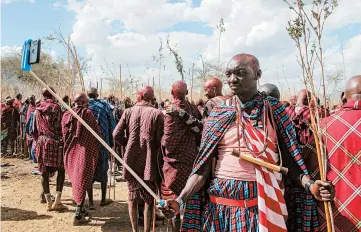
[62,93,101,225]
[317,75,361,231]
[161,81,203,231]
[203,77,229,118]
[113,86,164,232]
[1,98,19,155]
[35,88,66,211]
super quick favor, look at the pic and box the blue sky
[1,0,361,98]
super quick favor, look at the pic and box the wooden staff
[73,46,85,92]
[309,110,333,232]
[231,150,288,175]
[28,70,161,202]
[68,37,71,105]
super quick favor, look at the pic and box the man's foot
[88,203,95,210]
[51,202,68,211]
[46,202,53,211]
[100,199,113,207]
[73,215,90,226]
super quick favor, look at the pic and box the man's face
[30,95,35,104]
[226,58,258,96]
[204,84,216,100]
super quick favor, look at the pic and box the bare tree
[216,17,226,63]
[153,37,165,99]
[283,1,338,231]
[166,34,185,81]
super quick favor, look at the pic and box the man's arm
[112,111,127,149]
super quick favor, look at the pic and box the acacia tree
[283,0,338,231]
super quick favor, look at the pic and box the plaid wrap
[202,178,258,232]
[88,98,116,183]
[182,93,311,231]
[316,100,361,232]
[62,106,101,205]
[35,99,63,174]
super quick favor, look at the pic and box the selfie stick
[21,39,162,203]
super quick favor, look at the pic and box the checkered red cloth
[317,100,361,231]
[62,106,101,205]
[161,100,202,196]
[287,105,312,145]
[35,99,63,174]
[113,101,164,186]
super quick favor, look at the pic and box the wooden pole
[73,46,85,92]
[231,150,288,174]
[119,64,122,100]
[191,63,194,102]
[68,37,71,104]
[100,79,103,98]
[28,70,160,201]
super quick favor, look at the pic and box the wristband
[305,179,315,193]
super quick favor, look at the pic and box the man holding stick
[161,81,203,231]
[62,93,101,225]
[159,54,334,232]
[314,75,361,231]
[113,86,164,232]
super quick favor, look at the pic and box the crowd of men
[1,53,360,232]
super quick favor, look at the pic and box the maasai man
[13,93,23,110]
[113,86,164,232]
[203,77,228,118]
[314,75,361,231]
[161,81,203,231]
[1,98,19,155]
[25,95,37,163]
[35,88,66,211]
[284,89,324,231]
[87,87,116,208]
[62,93,101,225]
[258,83,281,100]
[20,97,30,156]
[159,54,334,232]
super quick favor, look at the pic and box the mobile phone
[29,40,41,64]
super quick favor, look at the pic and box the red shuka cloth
[35,99,63,174]
[318,100,361,231]
[113,101,164,202]
[62,106,101,204]
[161,100,202,196]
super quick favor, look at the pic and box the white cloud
[0,46,22,55]
[65,0,361,99]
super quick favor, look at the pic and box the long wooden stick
[68,37,71,104]
[309,110,333,232]
[28,70,160,202]
[231,150,288,174]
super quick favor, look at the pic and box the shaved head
[345,75,361,101]
[259,83,280,99]
[297,89,311,106]
[227,54,260,74]
[172,81,188,100]
[204,77,223,99]
[73,93,89,106]
[42,87,56,99]
[87,87,98,99]
[137,86,154,102]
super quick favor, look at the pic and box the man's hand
[310,180,335,202]
[165,105,178,116]
[157,199,180,219]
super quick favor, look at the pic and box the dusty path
[1,158,168,232]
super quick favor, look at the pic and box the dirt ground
[1,157,168,232]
